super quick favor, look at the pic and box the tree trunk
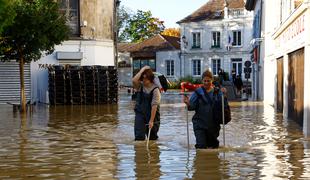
[19,57,26,113]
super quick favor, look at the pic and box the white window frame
[231,58,243,76]
[211,31,221,48]
[212,59,221,75]
[59,0,80,36]
[192,32,201,49]
[165,59,174,77]
[192,59,202,76]
[232,30,242,46]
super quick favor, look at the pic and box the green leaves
[118,8,165,43]
[0,0,16,35]
[0,0,69,63]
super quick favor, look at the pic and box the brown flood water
[1,90,310,179]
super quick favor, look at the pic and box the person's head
[201,70,213,89]
[139,68,155,85]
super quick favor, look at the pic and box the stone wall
[80,0,114,40]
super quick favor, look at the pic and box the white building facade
[246,0,310,136]
[156,50,181,82]
[178,0,253,83]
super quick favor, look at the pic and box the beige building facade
[31,0,117,104]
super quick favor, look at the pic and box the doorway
[288,48,304,126]
[277,57,284,112]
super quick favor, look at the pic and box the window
[192,32,201,48]
[192,59,201,76]
[212,59,221,75]
[165,60,174,76]
[211,31,221,48]
[229,9,244,17]
[132,59,156,76]
[232,30,242,46]
[59,0,79,36]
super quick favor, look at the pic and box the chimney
[224,0,228,19]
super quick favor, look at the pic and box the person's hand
[149,120,154,129]
[221,87,227,94]
[183,95,189,106]
[141,65,150,71]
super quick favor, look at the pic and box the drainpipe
[257,0,263,101]
[113,0,120,68]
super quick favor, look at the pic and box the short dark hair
[202,69,213,80]
[140,69,155,82]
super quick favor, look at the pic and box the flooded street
[1,90,310,179]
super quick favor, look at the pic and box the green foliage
[179,76,202,84]
[168,81,180,89]
[0,0,69,63]
[118,9,165,43]
[0,0,16,34]
[0,0,69,112]
[117,5,133,42]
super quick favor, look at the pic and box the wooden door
[277,57,283,112]
[288,48,304,126]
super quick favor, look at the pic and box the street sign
[244,60,251,67]
[245,73,250,79]
[244,67,252,73]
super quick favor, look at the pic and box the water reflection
[192,150,223,179]
[134,143,161,179]
[0,90,310,179]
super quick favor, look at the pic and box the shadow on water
[0,90,310,179]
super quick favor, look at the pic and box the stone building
[177,0,253,82]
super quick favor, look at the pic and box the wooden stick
[222,94,226,147]
[146,127,151,148]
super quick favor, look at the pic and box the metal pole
[221,94,226,147]
[186,106,189,154]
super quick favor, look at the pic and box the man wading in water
[132,66,161,141]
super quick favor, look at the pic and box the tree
[0,0,16,34]
[161,28,180,37]
[0,0,69,112]
[120,10,165,42]
[117,5,134,42]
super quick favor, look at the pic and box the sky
[120,0,208,28]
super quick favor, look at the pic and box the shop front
[272,3,310,136]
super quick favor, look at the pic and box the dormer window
[229,9,244,17]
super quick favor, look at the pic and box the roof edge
[159,34,177,50]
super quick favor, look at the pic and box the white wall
[31,39,114,103]
[156,50,181,81]
[117,52,132,87]
[179,10,253,80]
